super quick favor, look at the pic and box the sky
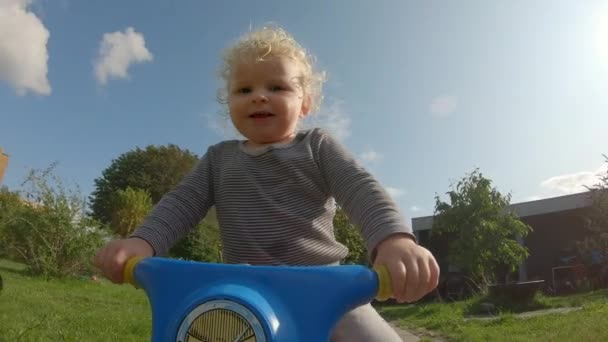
[1,0,607,220]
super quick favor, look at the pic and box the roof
[412,191,594,232]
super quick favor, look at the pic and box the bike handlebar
[124,256,393,300]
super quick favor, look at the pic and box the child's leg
[330,303,403,342]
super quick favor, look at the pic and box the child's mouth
[249,111,274,119]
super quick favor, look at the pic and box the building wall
[521,207,591,283]
[0,148,8,185]
[415,207,592,284]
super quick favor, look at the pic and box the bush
[110,187,153,237]
[1,165,109,278]
[432,169,531,286]
[334,207,367,265]
[169,207,222,262]
[0,186,25,259]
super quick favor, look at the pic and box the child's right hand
[94,237,154,284]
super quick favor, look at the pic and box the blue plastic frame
[130,257,382,341]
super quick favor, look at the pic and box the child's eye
[270,85,284,92]
[236,87,251,94]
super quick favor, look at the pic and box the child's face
[227,57,310,146]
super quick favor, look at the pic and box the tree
[110,187,153,237]
[89,144,199,225]
[585,155,608,232]
[431,169,531,286]
[577,155,608,270]
[333,207,367,265]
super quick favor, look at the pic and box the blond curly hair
[217,25,326,114]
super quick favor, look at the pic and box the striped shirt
[131,128,414,265]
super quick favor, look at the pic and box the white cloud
[430,95,458,117]
[359,148,382,164]
[410,205,422,212]
[305,100,351,141]
[541,164,607,195]
[386,187,405,199]
[94,27,153,85]
[0,0,51,95]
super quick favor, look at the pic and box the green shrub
[110,187,153,237]
[334,207,367,265]
[1,165,109,278]
[169,218,222,262]
[0,186,26,259]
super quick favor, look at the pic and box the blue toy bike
[124,257,393,341]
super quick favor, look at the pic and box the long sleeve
[314,129,415,257]
[130,146,216,256]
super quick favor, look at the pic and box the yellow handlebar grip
[373,264,393,301]
[123,256,144,287]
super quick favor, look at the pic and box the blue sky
[1,0,607,219]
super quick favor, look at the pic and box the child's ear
[301,95,311,117]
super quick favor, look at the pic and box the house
[412,191,595,286]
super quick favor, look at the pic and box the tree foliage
[333,207,367,265]
[432,169,531,285]
[110,187,153,237]
[578,155,608,267]
[89,144,198,225]
[169,208,222,262]
[585,155,608,232]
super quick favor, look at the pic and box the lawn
[3,257,608,342]
[0,259,151,341]
[379,289,608,341]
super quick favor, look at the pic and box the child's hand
[93,237,154,284]
[373,234,440,303]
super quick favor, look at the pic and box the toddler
[95,25,439,341]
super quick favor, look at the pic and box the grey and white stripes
[131,128,414,265]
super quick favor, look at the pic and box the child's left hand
[373,234,440,303]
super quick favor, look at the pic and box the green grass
[3,257,607,342]
[379,290,608,341]
[465,291,589,315]
[0,259,151,341]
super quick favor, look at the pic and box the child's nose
[251,90,269,103]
